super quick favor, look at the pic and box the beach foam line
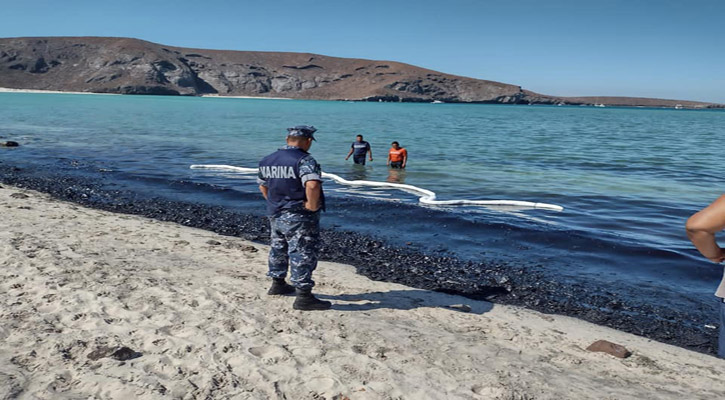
[190,164,565,212]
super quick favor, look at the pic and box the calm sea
[2,92,724,305]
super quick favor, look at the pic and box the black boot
[293,288,331,311]
[267,278,296,295]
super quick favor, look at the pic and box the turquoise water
[2,92,725,297]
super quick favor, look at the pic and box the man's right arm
[687,194,725,262]
[257,168,268,199]
[345,147,354,160]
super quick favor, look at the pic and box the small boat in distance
[675,104,683,109]
[431,100,444,104]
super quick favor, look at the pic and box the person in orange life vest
[387,141,407,169]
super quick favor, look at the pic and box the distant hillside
[0,37,721,109]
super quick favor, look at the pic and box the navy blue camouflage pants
[267,210,321,290]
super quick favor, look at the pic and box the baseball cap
[287,125,317,141]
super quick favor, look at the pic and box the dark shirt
[351,141,371,157]
[258,145,324,215]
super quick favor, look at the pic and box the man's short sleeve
[299,155,322,185]
[365,142,371,151]
[257,164,268,186]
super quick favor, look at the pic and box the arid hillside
[0,37,721,108]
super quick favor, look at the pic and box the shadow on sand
[318,289,495,314]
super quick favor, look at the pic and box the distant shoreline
[1,87,722,110]
[0,87,119,96]
[0,87,293,100]
[200,94,292,100]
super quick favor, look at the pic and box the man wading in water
[258,125,331,311]
[345,134,373,165]
[387,141,407,169]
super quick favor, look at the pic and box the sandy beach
[1,184,724,399]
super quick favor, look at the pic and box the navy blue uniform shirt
[258,145,324,215]
[351,141,370,157]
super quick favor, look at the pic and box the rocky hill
[0,37,721,109]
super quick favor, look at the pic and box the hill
[0,37,721,109]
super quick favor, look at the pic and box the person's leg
[354,155,366,165]
[267,216,289,279]
[719,298,725,358]
[287,213,320,290]
[286,212,330,310]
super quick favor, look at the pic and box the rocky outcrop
[0,37,721,108]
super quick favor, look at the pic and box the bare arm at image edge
[259,185,268,200]
[687,194,725,262]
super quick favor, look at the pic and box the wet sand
[1,184,724,399]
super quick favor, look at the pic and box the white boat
[431,100,444,104]
[675,104,683,109]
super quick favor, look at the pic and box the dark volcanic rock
[87,346,141,361]
[1,141,19,147]
[586,340,632,359]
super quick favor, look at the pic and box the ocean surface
[2,92,724,311]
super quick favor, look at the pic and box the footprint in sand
[306,376,340,393]
[248,345,288,363]
[471,384,507,397]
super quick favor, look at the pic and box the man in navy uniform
[258,125,331,311]
[344,134,373,165]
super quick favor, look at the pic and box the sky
[1,0,723,103]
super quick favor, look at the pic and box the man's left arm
[402,150,408,168]
[367,143,373,161]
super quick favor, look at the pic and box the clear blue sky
[2,0,723,102]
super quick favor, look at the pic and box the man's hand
[369,157,373,162]
[345,156,349,160]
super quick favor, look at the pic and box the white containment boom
[190,164,564,212]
